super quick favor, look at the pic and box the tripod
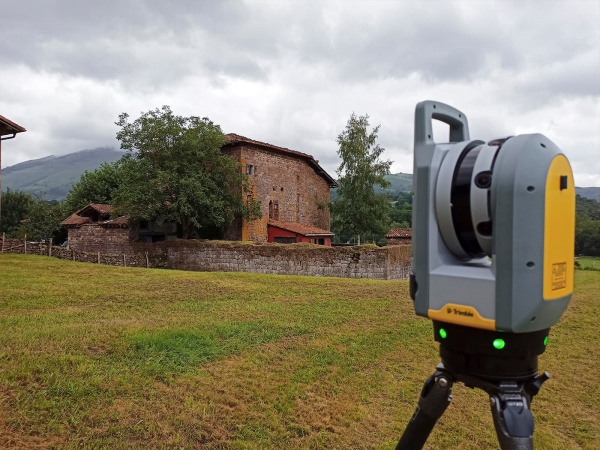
[396,322,552,450]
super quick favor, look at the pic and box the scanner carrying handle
[415,100,470,146]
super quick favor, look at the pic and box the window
[246,164,255,175]
[274,236,296,244]
[269,200,279,220]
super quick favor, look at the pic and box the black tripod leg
[396,370,453,450]
[489,389,534,450]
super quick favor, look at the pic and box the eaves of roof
[268,220,335,236]
[0,115,26,137]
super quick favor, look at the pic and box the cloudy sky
[1,0,599,186]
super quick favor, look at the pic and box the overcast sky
[1,0,599,186]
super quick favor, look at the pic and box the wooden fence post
[97,252,101,264]
[49,238,53,257]
[146,251,149,268]
[123,254,126,267]
[1,233,4,253]
[24,235,27,254]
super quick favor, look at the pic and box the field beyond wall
[0,254,598,449]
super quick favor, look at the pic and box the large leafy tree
[113,106,260,238]
[331,113,392,243]
[62,160,127,215]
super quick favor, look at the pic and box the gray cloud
[1,0,598,186]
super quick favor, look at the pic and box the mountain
[2,147,125,201]
[576,187,600,202]
[3,150,599,203]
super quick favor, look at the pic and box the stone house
[222,134,337,245]
[60,203,177,252]
[385,228,412,245]
[61,134,337,249]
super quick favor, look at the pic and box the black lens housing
[450,142,486,258]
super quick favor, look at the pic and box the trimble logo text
[446,307,474,317]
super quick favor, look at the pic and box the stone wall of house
[67,225,136,253]
[1,238,412,280]
[386,238,412,246]
[222,144,331,242]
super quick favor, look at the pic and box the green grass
[0,254,598,449]
[575,256,600,271]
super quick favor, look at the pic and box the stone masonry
[222,135,336,243]
[0,238,412,280]
[67,225,135,254]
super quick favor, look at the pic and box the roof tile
[268,220,334,236]
[385,228,412,238]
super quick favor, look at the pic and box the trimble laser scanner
[397,101,576,450]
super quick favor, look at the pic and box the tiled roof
[60,213,91,227]
[268,220,334,236]
[0,115,26,137]
[60,203,129,228]
[223,133,338,188]
[385,228,412,239]
[101,216,130,227]
[225,133,314,159]
[87,203,113,215]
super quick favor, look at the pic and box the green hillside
[379,172,413,193]
[3,150,600,203]
[2,147,124,201]
[576,187,600,202]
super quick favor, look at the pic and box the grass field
[575,256,600,271]
[0,254,598,449]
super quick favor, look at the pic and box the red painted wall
[268,226,298,242]
[267,226,331,246]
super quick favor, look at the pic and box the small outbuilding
[267,220,334,246]
[61,203,177,252]
[385,228,412,246]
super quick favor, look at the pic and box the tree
[0,189,34,236]
[16,197,66,242]
[331,113,392,243]
[574,195,600,256]
[113,106,260,238]
[575,214,600,256]
[62,160,127,215]
[576,194,600,220]
[389,191,413,228]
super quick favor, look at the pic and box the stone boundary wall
[163,241,412,279]
[0,239,168,268]
[0,238,412,280]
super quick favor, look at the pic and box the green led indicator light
[544,336,549,346]
[493,339,506,350]
[439,328,447,339]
